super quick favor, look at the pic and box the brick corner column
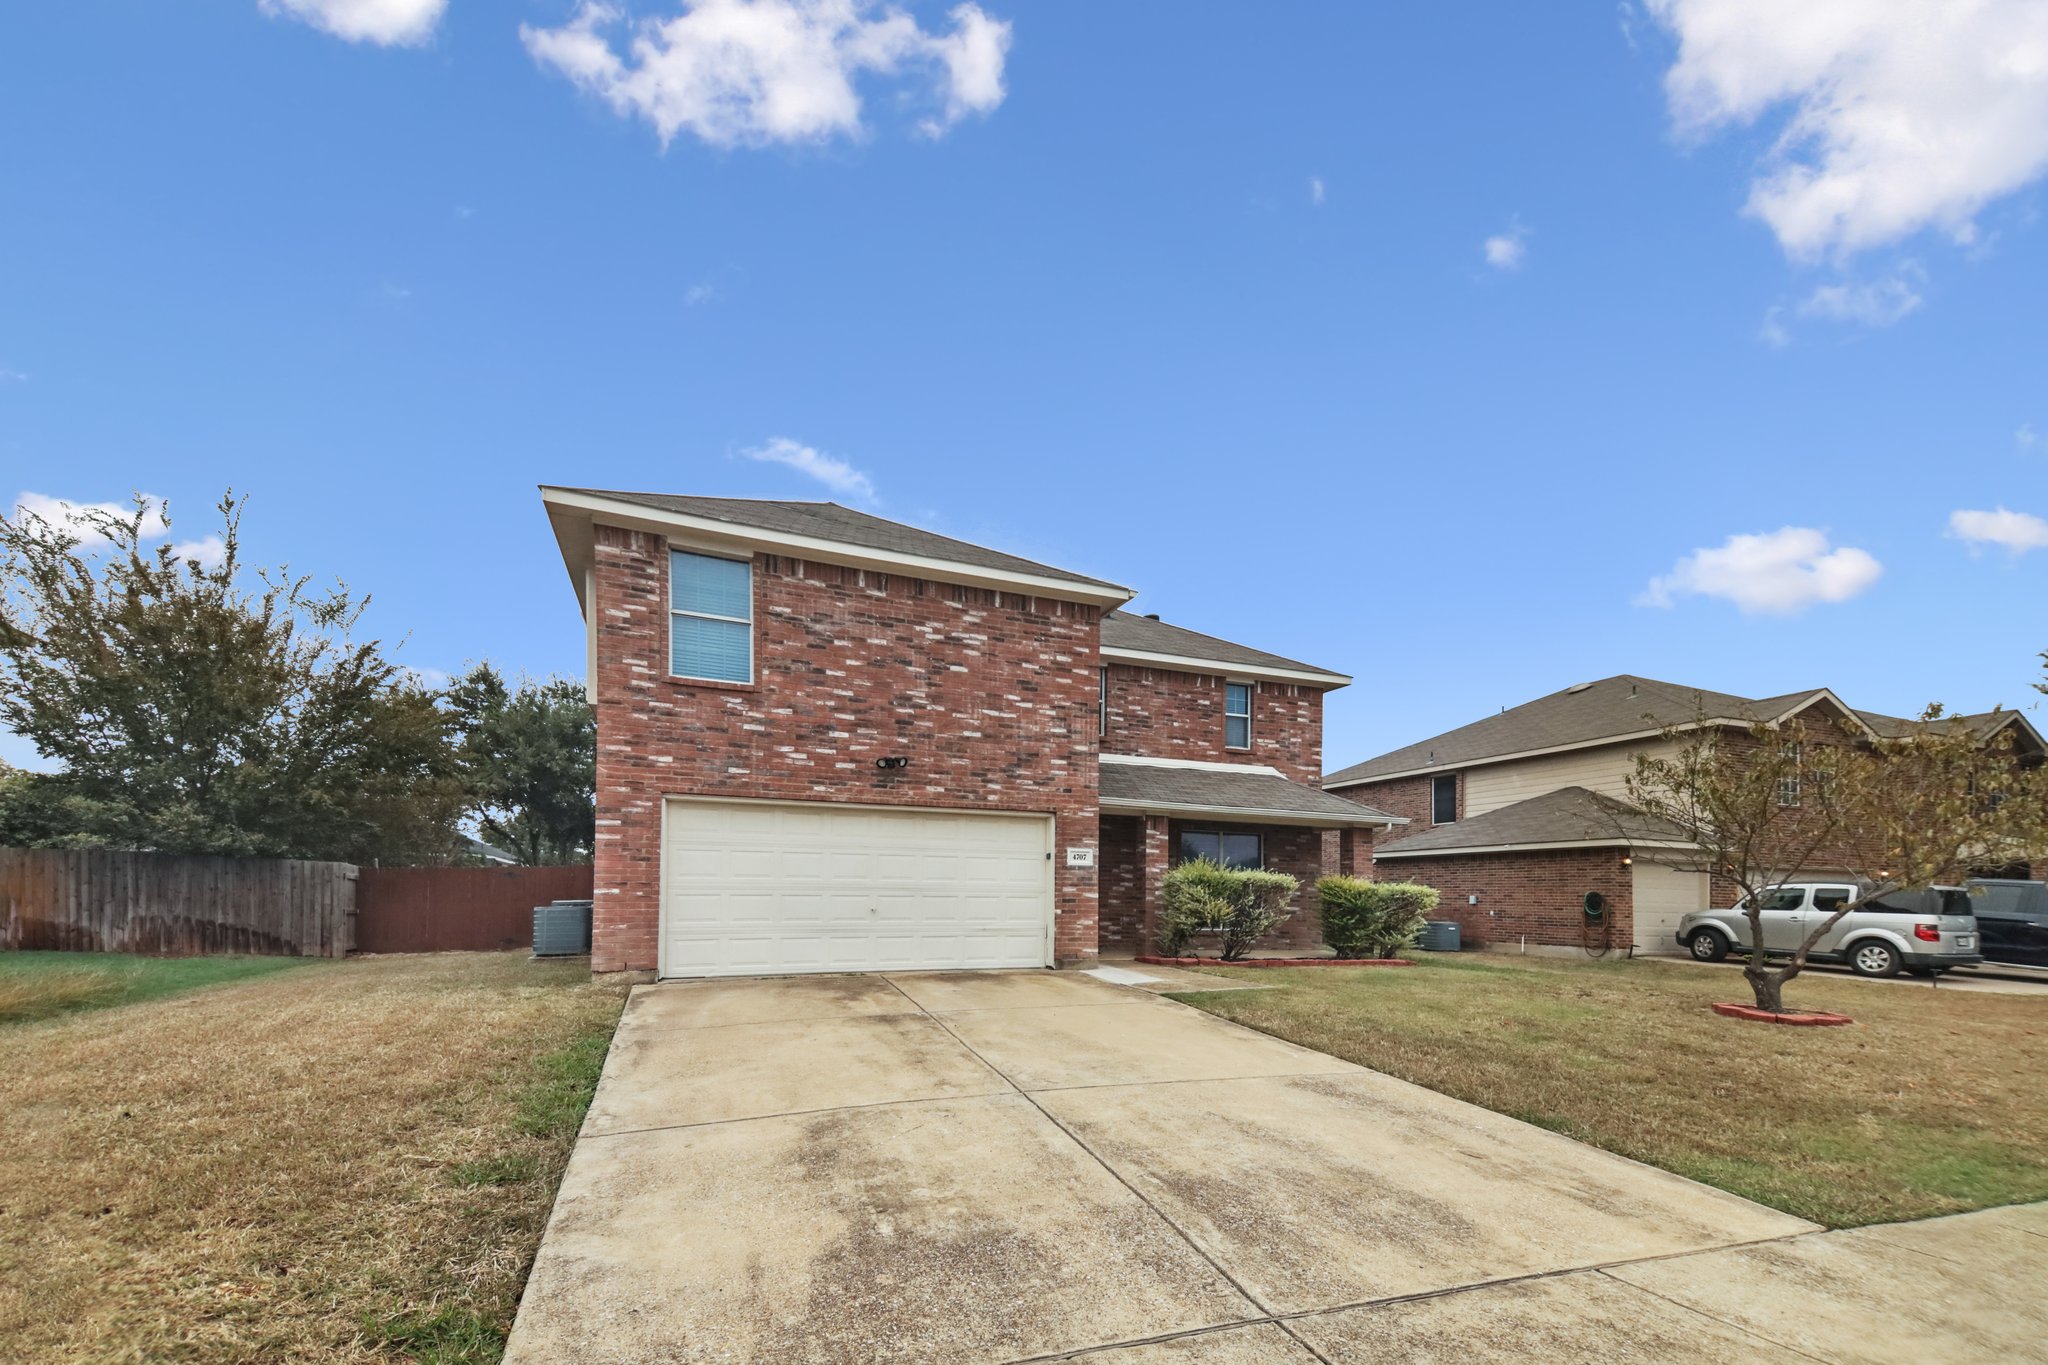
[1138,815,1171,954]
[1338,826,1375,879]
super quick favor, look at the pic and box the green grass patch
[1173,954,2048,1228]
[361,1303,507,1364]
[514,1026,614,1140]
[0,950,319,1023]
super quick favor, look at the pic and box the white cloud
[1309,177,1325,206]
[1949,507,2048,555]
[1483,219,1528,270]
[1795,271,1923,328]
[741,436,877,501]
[258,0,447,46]
[521,0,1012,149]
[2019,423,2042,452]
[685,281,720,306]
[1638,526,1883,614]
[166,535,228,569]
[1758,305,1792,348]
[1646,0,2048,260]
[11,492,171,548]
[0,367,25,384]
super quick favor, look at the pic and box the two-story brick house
[543,487,1397,977]
[1324,674,2045,956]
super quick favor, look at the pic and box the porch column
[1338,826,1374,879]
[1138,814,1171,955]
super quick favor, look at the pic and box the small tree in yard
[445,663,595,865]
[1157,859,1298,961]
[0,493,467,863]
[1318,877,1437,959]
[1623,709,2048,1013]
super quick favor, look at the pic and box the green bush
[1158,859,1300,961]
[1316,877,1438,959]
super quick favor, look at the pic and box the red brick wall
[1376,847,1634,951]
[1099,814,1145,953]
[1332,771,1457,829]
[1102,664,1324,784]
[590,525,1102,973]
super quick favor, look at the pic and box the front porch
[1095,756,1402,957]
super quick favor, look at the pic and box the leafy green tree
[0,492,466,863]
[446,663,595,866]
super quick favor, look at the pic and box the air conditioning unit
[1417,920,1462,953]
[533,899,594,958]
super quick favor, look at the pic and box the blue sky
[3,1,2046,774]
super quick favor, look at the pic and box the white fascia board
[542,487,1137,608]
[1374,837,1699,859]
[1099,796,1402,829]
[1100,753,1285,776]
[1100,645,1352,689]
[1323,719,1750,790]
[1770,689,1879,739]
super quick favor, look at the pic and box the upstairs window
[1431,774,1457,824]
[1225,682,1252,749]
[1777,742,1803,807]
[670,549,752,683]
[1178,830,1263,869]
[1099,666,1109,735]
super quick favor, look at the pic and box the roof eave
[1099,795,1403,828]
[1100,645,1351,689]
[541,486,1138,608]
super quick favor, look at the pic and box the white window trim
[1225,679,1253,751]
[669,547,755,685]
[1777,741,1802,808]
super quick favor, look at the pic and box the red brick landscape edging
[1710,1001,1854,1027]
[1135,955,1415,969]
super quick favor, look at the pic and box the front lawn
[0,949,318,1023]
[0,951,625,1363]
[1174,954,2048,1228]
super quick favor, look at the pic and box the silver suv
[1678,882,1982,978]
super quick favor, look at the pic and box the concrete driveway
[504,969,2032,1363]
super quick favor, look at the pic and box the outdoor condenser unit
[533,898,594,957]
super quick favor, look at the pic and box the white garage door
[1632,860,1708,956]
[661,799,1053,978]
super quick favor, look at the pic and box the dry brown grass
[0,952,625,1363]
[1179,954,2048,1228]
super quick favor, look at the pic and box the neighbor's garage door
[1632,859,1708,956]
[661,799,1053,978]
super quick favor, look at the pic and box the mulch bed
[1136,955,1414,969]
[1711,1001,1855,1027]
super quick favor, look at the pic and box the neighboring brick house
[543,488,1396,977]
[1324,675,2045,956]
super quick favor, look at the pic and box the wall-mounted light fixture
[1621,854,1633,867]
[874,756,910,771]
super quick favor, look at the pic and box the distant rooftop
[1101,610,1348,684]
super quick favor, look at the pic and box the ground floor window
[1178,830,1263,869]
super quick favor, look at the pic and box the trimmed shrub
[1157,859,1300,961]
[1317,877,1437,959]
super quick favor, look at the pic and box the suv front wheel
[1687,929,1730,962]
[1848,940,1902,978]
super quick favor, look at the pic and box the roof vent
[1565,681,1594,694]
[1143,613,1160,620]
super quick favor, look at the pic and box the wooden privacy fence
[354,864,594,954]
[0,847,357,957]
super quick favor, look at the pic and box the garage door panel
[662,800,1052,978]
[1632,861,1707,956]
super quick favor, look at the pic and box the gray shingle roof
[1324,674,1838,787]
[1100,760,1397,826]
[1101,610,1346,682]
[1373,787,1686,857]
[549,489,1131,592]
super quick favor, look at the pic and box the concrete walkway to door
[505,969,2043,1363]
